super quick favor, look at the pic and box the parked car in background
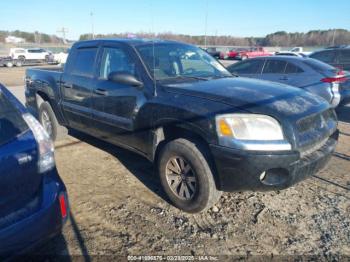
[309,46,350,71]
[275,52,306,57]
[0,56,16,67]
[25,39,338,213]
[227,56,347,107]
[221,47,272,60]
[205,47,221,59]
[0,84,68,258]
[9,48,54,64]
[280,47,312,56]
[53,50,69,65]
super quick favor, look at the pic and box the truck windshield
[136,43,232,81]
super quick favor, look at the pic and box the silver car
[227,56,348,107]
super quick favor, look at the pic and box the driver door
[90,45,147,150]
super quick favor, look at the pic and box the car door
[227,59,265,78]
[260,59,288,83]
[90,44,148,151]
[61,46,98,130]
[279,62,307,87]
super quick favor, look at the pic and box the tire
[158,138,222,213]
[15,60,23,67]
[18,56,25,64]
[39,101,67,141]
[6,61,13,68]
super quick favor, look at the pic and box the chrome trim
[218,136,292,151]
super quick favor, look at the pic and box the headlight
[216,114,291,151]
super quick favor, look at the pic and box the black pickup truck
[25,39,338,213]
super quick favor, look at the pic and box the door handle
[94,89,108,96]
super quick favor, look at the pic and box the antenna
[150,0,157,96]
[90,12,95,39]
[57,27,68,44]
[204,0,208,48]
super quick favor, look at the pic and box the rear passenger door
[260,59,287,83]
[61,46,98,130]
[227,59,264,78]
[281,62,306,87]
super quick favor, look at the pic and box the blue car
[227,56,349,108]
[0,84,68,258]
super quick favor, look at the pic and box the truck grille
[296,109,337,156]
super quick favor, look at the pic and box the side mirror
[108,72,143,88]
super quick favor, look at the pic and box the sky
[1,0,350,40]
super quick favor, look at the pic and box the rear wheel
[158,138,222,213]
[39,101,67,141]
[18,56,25,64]
[15,60,23,67]
[6,61,13,68]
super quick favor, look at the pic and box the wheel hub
[165,156,197,200]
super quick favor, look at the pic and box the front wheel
[158,138,222,213]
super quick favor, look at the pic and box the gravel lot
[1,65,349,260]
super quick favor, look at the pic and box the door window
[339,50,350,64]
[72,48,98,77]
[99,47,135,79]
[228,60,264,74]
[262,60,287,74]
[310,50,336,64]
[285,63,304,74]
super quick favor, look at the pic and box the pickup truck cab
[25,39,338,213]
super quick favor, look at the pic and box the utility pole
[332,29,337,46]
[204,0,208,48]
[57,27,68,44]
[90,12,95,39]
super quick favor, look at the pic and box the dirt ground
[1,65,349,261]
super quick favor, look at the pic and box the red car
[221,47,272,60]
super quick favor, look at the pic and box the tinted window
[228,60,264,74]
[0,93,28,146]
[339,49,350,63]
[99,47,135,79]
[72,48,97,77]
[262,60,287,74]
[285,63,304,74]
[310,50,336,63]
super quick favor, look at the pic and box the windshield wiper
[161,75,210,81]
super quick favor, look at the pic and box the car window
[304,58,335,72]
[72,48,98,77]
[285,63,304,74]
[99,47,136,79]
[228,60,264,74]
[310,50,336,63]
[0,92,28,146]
[262,60,287,74]
[339,49,350,63]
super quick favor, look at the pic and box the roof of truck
[74,38,185,47]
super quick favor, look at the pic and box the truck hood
[162,77,329,120]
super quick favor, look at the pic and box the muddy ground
[1,65,349,261]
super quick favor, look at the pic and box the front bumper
[0,168,68,258]
[210,131,338,192]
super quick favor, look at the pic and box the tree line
[79,29,350,47]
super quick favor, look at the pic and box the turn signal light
[218,119,233,137]
[59,194,67,219]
